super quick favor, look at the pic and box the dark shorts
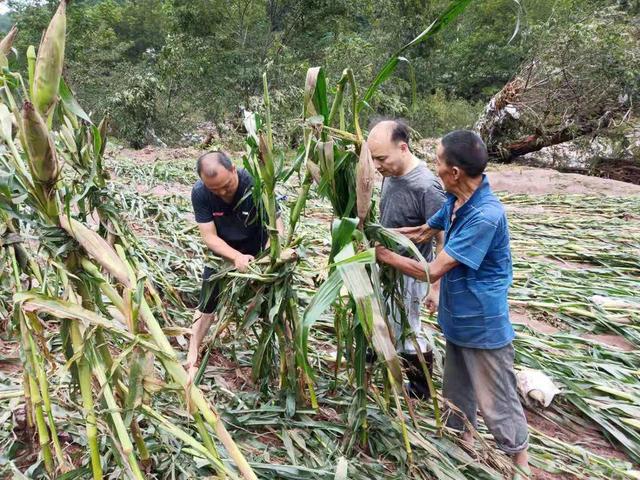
[199,266,221,314]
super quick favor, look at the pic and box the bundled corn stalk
[188,0,473,454]
[0,3,256,479]
[204,74,313,416]
[290,0,474,448]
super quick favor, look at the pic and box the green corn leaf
[335,243,402,384]
[124,348,145,425]
[303,67,329,123]
[366,223,429,283]
[59,77,92,124]
[360,0,473,110]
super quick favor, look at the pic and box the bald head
[197,151,239,202]
[368,120,411,147]
[196,151,234,178]
[367,119,413,177]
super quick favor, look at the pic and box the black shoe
[401,351,434,400]
[365,347,378,364]
[407,380,431,400]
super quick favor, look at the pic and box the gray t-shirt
[380,161,445,262]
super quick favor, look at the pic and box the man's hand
[375,245,394,265]
[425,286,439,314]
[234,253,254,272]
[395,224,432,244]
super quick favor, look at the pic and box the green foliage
[409,89,484,138]
[478,3,640,163]
[108,71,161,148]
[3,0,635,147]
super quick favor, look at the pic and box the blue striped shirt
[428,175,515,349]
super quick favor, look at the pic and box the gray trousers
[388,275,430,354]
[443,341,529,454]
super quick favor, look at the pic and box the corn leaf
[59,77,92,124]
[303,67,329,123]
[360,0,473,109]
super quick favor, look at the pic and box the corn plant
[0,3,256,478]
[206,0,474,452]
[296,1,473,448]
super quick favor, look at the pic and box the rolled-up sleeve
[427,204,447,231]
[444,214,498,270]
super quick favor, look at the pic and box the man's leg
[460,344,529,475]
[443,341,478,436]
[186,311,215,379]
[186,269,220,383]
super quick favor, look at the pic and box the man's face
[201,165,239,202]
[368,132,408,177]
[435,142,457,192]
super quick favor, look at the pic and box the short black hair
[440,130,488,178]
[369,117,411,148]
[196,151,233,177]
[389,119,410,145]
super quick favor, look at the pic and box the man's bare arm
[424,230,446,312]
[197,222,254,271]
[434,230,445,254]
[376,246,459,283]
[394,224,440,244]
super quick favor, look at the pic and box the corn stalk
[0,5,255,479]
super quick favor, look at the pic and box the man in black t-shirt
[187,151,283,382]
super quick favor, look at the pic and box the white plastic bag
[516,368,561,408]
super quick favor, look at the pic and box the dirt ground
[511,308,636,352]
[485,164,640,197]
[113,145,640,198]
[3,146,639,478]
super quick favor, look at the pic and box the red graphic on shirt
[212,212,225,217]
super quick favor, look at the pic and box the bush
[408,89,483,138]
[108,71,161,148]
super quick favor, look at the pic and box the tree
[477,4,639,162]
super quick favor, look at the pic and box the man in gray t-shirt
[369,119,445,399]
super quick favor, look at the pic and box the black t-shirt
[191,168,268,257]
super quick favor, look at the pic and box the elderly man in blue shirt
[375,130,529,478]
